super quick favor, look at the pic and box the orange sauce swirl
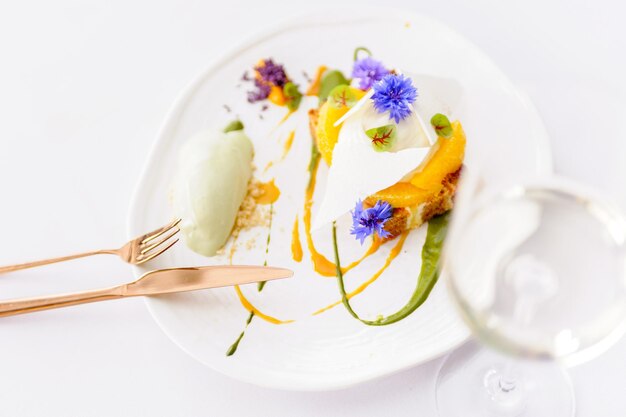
[313,231,409,315]
[256,180,281,205]
[291,216,303,262]
[305,65,328,96]
[234,285,293,324]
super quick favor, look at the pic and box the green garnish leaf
[283,82,302,111]
[328,85,358,109]
[223,120,244,133]
[318,70,349,104]
[353,46,372,61]
[430,113,453,138]
[366,124,397,152]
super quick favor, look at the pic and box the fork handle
[0,285,126,317]
[0,249,118,274]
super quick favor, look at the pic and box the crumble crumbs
[231,177,270,240]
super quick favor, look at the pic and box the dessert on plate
[308,51,465,242]
[170,48,467,353]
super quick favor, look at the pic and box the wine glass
[435,165,626,416]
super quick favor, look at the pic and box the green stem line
[332,212,450,326]
[227,204,274,356]
[353,46,373,61]
[226,311,254,356]
[258,203,274,291]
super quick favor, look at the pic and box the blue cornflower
[350,200,393,244]
[352,57,389,90]
[371,74,418,123]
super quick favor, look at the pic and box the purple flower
[350,200,393,244]
[352,57,389,90]
[255,59,288,87]
[247,79,271,103]
[371,74,418,123]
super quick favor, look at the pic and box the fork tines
[137,218,181,264]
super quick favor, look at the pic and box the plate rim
[127,6,553,391]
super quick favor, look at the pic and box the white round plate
[128,8,552,391]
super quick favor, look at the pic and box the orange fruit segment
[409,121,466,190]
[315,87,365,165]
[368,121,466,208]
[365,182,431,208]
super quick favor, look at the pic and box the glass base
[435,342,575,417]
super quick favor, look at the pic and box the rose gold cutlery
[0,218,181,274]
[0,265,293,317]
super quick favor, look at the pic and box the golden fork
[0,218,182,274]
[0,265,293,317]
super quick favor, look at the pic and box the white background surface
[0,0,624,416]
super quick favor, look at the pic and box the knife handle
[0,286,125,318]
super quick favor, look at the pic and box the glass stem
[499,362,517,392]
[483,358,525,415]
[483,297,536,413]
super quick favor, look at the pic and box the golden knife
[0,265,293,318]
